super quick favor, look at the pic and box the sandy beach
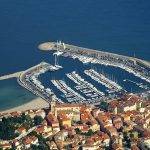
[0,97,49,114]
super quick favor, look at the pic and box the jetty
[0,71,23,81]
[38,41,150,84]
[18,62,63,103]
[38,41,150,67]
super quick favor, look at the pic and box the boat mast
[54,41,59,66]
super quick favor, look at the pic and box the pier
[134,58,150,68]
[0,41,149,106]
[38,41,150,84]
[38,41,150,67]
[18,62,63,104]
[0,71,23,81]
[84,69,123,92]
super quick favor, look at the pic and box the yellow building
[90,120,100,132]
[58,113,71,127]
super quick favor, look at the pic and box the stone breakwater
[38,41,150,84]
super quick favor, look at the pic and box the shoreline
[0,97,49,114]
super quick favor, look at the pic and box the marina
[123,79,149,90]
[20,57,149,104]
[39,41,150,84]
[18,62,63,104]
[37,41,150,103]
[1,41,149,107]
[12,45,150,105]
[66,71,104,97]
[84,69,123,93]
[67,54,150,84]
[51,79,86,103]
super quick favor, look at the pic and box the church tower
[50,94,57,116]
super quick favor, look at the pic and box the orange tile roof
[112,143,122,150]
[10,111,21,117]
[47,113,58,123]
[16,127,26,133]
[109,100,119,108]
[82,125,89,132]
[35,125,44,133]
[86,138,94,145]
[97,114,110,122]
[58,113,70,121]
[81,112,90,122]
[23,136,37,145]
[109,94,142,110]
[97,131,110,141]
[105,126,117,133]
[0,143,11,148]
[56,103,85,108]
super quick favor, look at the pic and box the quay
[38,41,150,67]
[134,58,150,68]
[38,41,150,83]
[84,69,123,92]
[18,62,63,104]
[0,71,23,81]
[0,41,149,107]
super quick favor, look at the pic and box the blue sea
[0,0,150,110]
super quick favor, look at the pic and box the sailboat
[53,41,63,69]
[54,54,63,69]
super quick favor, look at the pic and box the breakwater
[0,71,23,81]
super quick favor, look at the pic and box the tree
[86,121,92,126]
[34,116,44,126]
[75,128,81,134]
[76,120,82,124]
[99,101,108,110]
[29,131,38,137]
[126,138,131,148]
[31,144,39,150]
[0,118,17,140]
[86,129,94,136]
[130,131,138,140]
[38,134,46,142]
[38,143,49,150]
[21,113,34,129]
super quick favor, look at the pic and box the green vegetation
[31,143,49,150]
[0,113,34,140]
[84,129,94,136]
[34,116,44,126]
[75,128,81,134]
[0,119,18,140]
[99,101,108,111]
[30,133,49,150]
[0,112,47,141]
[130,131,138,140]
[123,131,139,148]
[75,128,94,136]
